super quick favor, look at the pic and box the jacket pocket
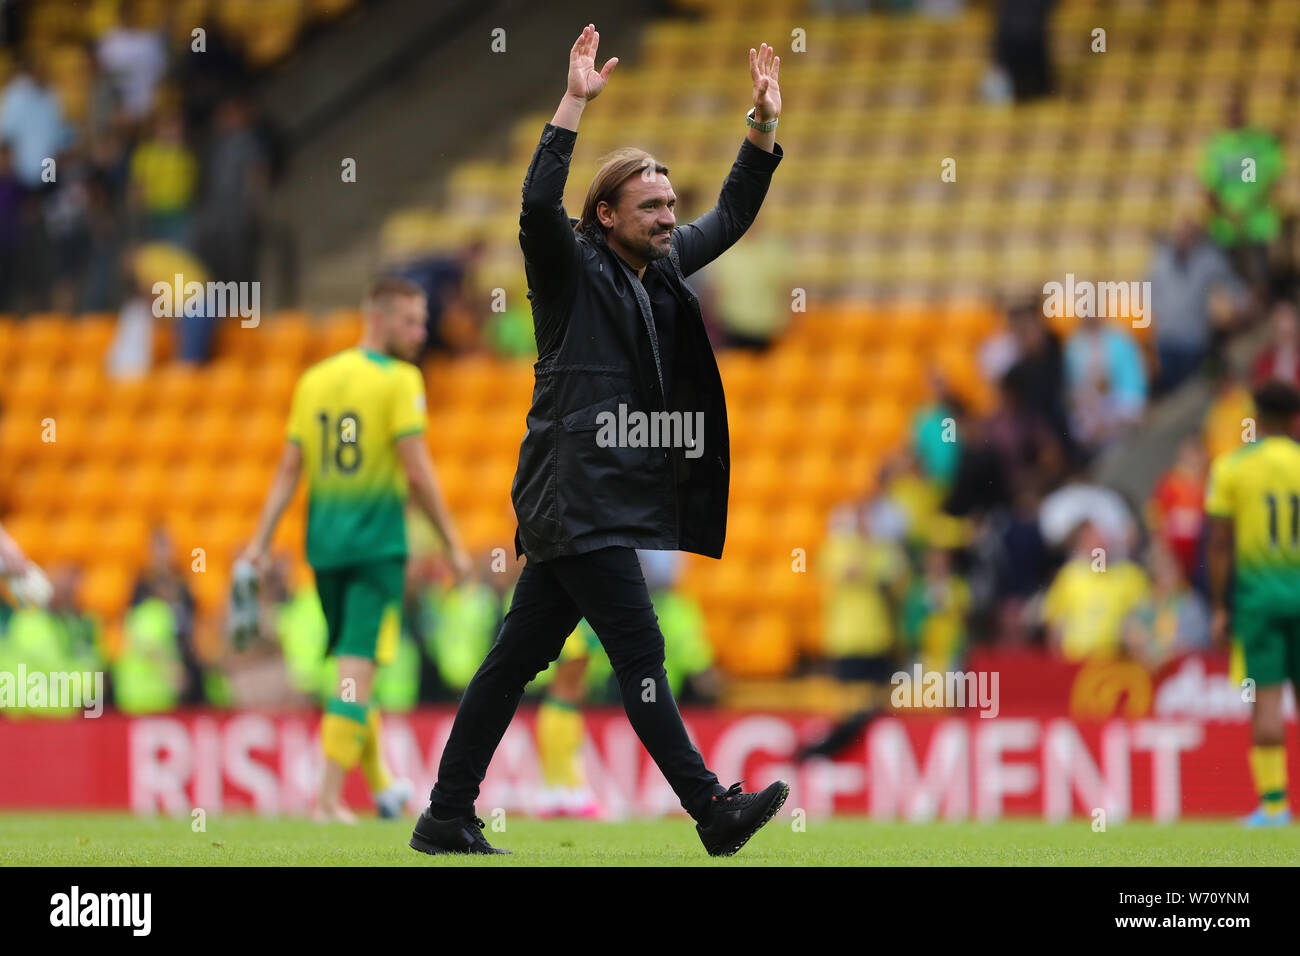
[561,391,639,433]
[556,392,665,538]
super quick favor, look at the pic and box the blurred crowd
[400,186,797,361]
[817,107,1299,690]
[4,1,1300,717]
[0,527,721,717]
[0,0,281,363]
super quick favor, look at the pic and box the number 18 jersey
[287,347,428,570]
[1205,435,1300,615]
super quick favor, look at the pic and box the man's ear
[597,200,615,230]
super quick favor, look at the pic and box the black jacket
[511,122,783,562]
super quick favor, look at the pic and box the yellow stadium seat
[319,310,363,357]
[725,612,798,679]
[136,407,189,464]
[45,512,99,565]
[150,364,205,415]
[19,314,75,365]
[189,410,241,465]
[61,359,108,414]
[203,359,253,410]
[7,363,59,410]
[873,347,925,405]
[80,563,133,621]
[0,412,48,468]
[117,461,172,516]
[260,312,312,364]
[860,400,909,455]
[97,513,150,567]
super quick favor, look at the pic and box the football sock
[321,698,369,771]
[537,697,585,789]
[1249,745,1287,813]
[361,704,393,794]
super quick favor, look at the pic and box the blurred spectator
[225,555,302,708]
[81,171,127,311]
[990,301,1071,446]
[1038,481,1137,558]
[415,553,509,698]
[901,546,970,675]
[0,58,68,189]
[1146,216,1248,393]
[118,240,215,367]
[943,407,1011,518]
[113,593,184,714]
[485,300,537,358]
[638,549,720,703]
[985,364,1067,498]
[176,20,250,133]
[910,376,963,490]
[106,264,155,380]
[819,502,908,682]
[1123,542,1211,671]
[0,142,20,309]
[1147,437,1208,591]
[130,527,204,706]
[697,214,793,351]
[471,251,537,358]
[196,94,268,283]
[405,238,488,356]
[1202,365,1255,460]
[992,0,1056,102]
[128,109,197,246]
[977,298,1024,383]
[1250,299,1300,389]
[43,150,95,313]
[1201,90,1285,293]
[83,39,126,146]
[0,566,105,717]
[1064,314,1147,454]
[96,0,169,123]
[1043,521,1150,662]
[879,450,946,550]
[989,484,1051,645]
[275,567,331,707]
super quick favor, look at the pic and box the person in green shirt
[1200,92,1284,289]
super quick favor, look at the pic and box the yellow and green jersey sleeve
[287,348,428,570]
[1205,437,1300,614]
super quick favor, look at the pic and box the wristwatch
[746,107,778,133]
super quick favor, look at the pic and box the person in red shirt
[1251,300,1300,389]
[1149,438,1209,591]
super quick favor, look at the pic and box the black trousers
[429,546,724,821]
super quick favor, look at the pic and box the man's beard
[634,230,673,262]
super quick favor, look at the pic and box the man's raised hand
[750,42,782,121]
[567,24,618,102]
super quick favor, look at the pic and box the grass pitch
[2,813,1298,866]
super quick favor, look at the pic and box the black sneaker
[409,806,511,855]
[695,780,789,857]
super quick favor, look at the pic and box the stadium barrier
[3,651,1294,821]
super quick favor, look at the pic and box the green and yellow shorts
[313,557,405,666]
[1235,607,1300,689]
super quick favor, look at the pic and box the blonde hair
[363,275,425,314]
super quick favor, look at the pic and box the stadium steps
[263,0,664,311]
